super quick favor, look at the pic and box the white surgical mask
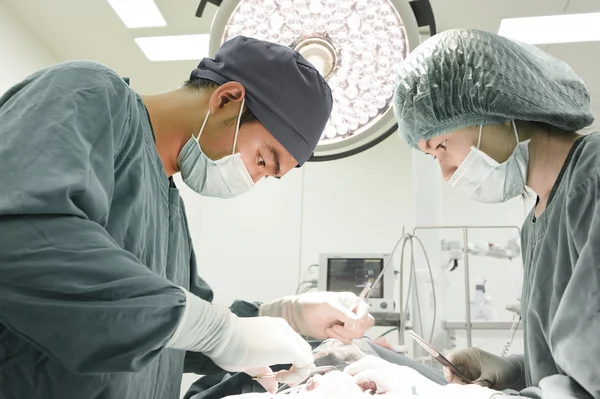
[178,98,255,198]
[448,121,530,204]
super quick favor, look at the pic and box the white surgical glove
[166,289,314,393]
[444,348,525,391]
[259,291,375,343]
[344,355,440,396]
[345,356,507,399]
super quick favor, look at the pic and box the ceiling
[5,0,600,128]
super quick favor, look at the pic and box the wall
[178,135,531,360]
[175,133,414,396]
[177,127,529,397]
[175,133,415,307]
[437,178,532,356]
[0,2,57,93]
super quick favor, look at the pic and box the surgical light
[200,0,433,160]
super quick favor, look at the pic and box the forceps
[408,331,493,388]
[252,365,335,380]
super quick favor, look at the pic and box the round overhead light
[209,0,421,160]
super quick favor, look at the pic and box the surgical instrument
[354,281,372,314]
[408,331,492,388]
[252,365,335,380]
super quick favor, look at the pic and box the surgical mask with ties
[448,120,530,204]
[177,98,255,198]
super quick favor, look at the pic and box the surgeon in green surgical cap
[347,29,599,399]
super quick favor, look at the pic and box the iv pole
[412,225,521,347]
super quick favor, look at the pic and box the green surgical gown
[520,133,600,399]
[0,61,240,399]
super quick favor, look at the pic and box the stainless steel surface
[463,228,472,347]
[253,365,335,380]
[408,330,474,385]
[408,331,438,358]
[413,226,522,231]
[372,311,406,327]
[412,225,522,346]
[443,321,523,330]
[373,312,403,321]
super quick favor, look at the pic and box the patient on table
[223,340,503,399]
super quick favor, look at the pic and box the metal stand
[413,225,521,347]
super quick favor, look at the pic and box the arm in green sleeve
[0,61,187,374]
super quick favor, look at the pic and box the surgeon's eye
[431,141,447,161]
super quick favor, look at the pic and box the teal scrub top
[0,61,251,399]
[521,133,600,399]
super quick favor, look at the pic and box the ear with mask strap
[178,97,255,198]
[448,121,530,204]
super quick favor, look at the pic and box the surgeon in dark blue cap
[0,35,374,399]
[174,35,335,197]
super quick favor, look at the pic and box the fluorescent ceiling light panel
[498,13,600,44]
[106,0,166,28]
[135,34,210,61]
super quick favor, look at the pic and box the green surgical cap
[393,29,594,149]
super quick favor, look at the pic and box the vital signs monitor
[318,253,396,313]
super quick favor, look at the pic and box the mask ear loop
[512,120,527,187]
[231,98,245,155]
[511,120,519,144]
[194,109,211,145]
[477,124,483,149]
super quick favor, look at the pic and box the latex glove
[259,291,375,343]
[210,315,315,391]
[165,290,314,393]
[344,355,440,396]
[243,367,279,395]
[444,348,525,391]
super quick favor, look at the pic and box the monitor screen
[326,258,384,298]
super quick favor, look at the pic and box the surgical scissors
[272,348,352,394]
[252,365,335,380]
[408,331,493,388]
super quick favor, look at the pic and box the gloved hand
[165,289,315,394]
[444,348,525,391]
[344,355,440,396]
[259,291,375,343]
[345,356,507,399]
[210,315,315,391]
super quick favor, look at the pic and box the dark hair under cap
[190,36,333,166]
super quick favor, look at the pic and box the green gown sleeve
[538,176,600,399]
[0,61,186,374]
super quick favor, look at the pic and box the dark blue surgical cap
[190,36,333,166]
